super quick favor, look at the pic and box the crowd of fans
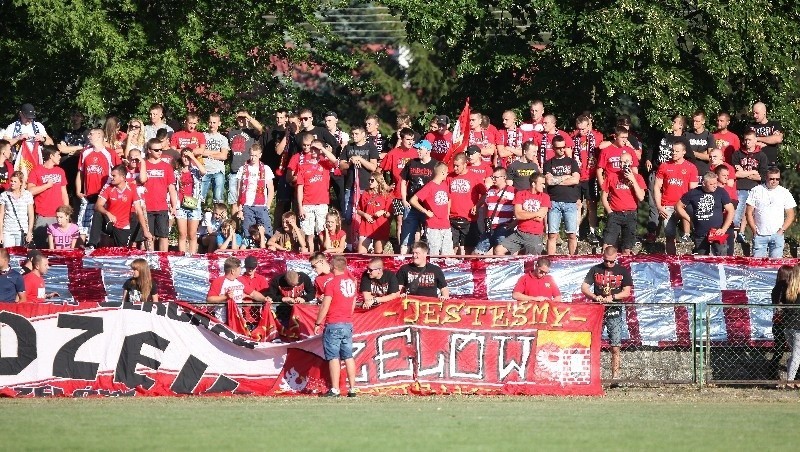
[0,100,795,258]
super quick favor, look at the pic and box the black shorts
[450,217,472,247]
[129,213,144,243]
[147,210,170,238]
[580,179,600,202]
[603,210,638,251]
[110,226,132,247]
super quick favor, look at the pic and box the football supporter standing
[519,100,545,133]
[26,146,69,248]
[506,141,540,191]
[536,115,574,170]
[296,140,338,253]
[381,128,418,249]
[235,143,275,240]
[497,110,536,167]
[745,167,796,258]
[496,172,550,256]
[170,113,206,155]
[468,111,496,164]
[581,246,633,382]
[544,135,580,255]
[600,152,646,255]
[77,128,118,248]
[713,164,738,256]
[142,139,179,251]
[686,110,715,177]
[572,114,603,244]
[201,113,230,205]
[399,140,437,254]
[410,161,453,256]
[475,167,516,255]
[732,130,768,242]
[314,255,358,398]
[447,153,485,255]
[644,117,690,242]
[424,115,453,162]
[227,109,263,206]
[713,111,740,163]
[653,142,699,254]
[512,256,562,302]
[143,103,174,142]
[365,115,386,162]
[676,171,734,256]
[749,102,783,167]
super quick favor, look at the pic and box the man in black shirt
[340,126,379,225]
[399,140,437,254]
[580,246,632,381]
[676,171,734,256]
[360,257,401,308]
[266,270,315,327]
[506,141,540,190]
[750,102,784,167]
[686,110,715,178]
[544,135,580,255]
[396,241,449,300]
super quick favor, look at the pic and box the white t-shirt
[0,190,34,232]
[203,132,229,174]
[746,184,797,235]
[236,163,274,206]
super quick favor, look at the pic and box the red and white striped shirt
[485,185,516,228]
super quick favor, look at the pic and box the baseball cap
[435,115,449,126]
[413,140,433,151]
[324,111,338,119]
[466,145,481,156]
[244,256,259,270]
[20,103,36,119]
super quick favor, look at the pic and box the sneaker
[347,389,357,398]
[736,232,747,244]
[320,389,340,398]
[587,231,600,245]
[680,234,691,243]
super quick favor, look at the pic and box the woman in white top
[0,171,34,247]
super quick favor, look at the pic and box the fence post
[695,302,705,387]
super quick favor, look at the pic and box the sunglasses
[150,148,163,152]
[604,259,616,264]
[368,267,382,272]
[130,158,140,164]
[553,146,566,150]
[300,117,312,121]
[129,125,141,129]
[236,116,247,120]
[491,175,506,179]
[536,269,549,275]
[369,178,376,182]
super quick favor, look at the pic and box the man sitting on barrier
[397,241,449,300]
[580,246,633,383]
[361,256,401,308]
[512,256,562,302]
[206,257,268,324]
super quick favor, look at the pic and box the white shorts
[300,204,329,236]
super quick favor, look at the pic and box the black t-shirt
[731,150,768,191]
[686,130,714,176]
[506,161,540,190]
[396,263,447,298]
[680,187,731,237]
[59,126,88,194]
[294,126,341,154]
[261,125,283,172]
[0,161,12,192]
[123,278,160,303]
[360,270,399,297]
[647,134,691,172]
[401,158,437,201]
[343,142,379,190]
[544,156,580,202]
[749,121,783,166]
[266,273,314,304]
[583,263,633,318]
[367,132,385,158]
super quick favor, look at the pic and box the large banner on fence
[4,248,793,347]
[0,299,604,397]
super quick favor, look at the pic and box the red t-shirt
[656,160,698,206]
[571,130,604,181]
[424,131,454,161]
[467,162,492,180]
[315,272,336,299]
[238,273,268,300]
[380,147,418,198]
[415,179,450,229]
[710,162,738,201]
[514,190,550,234]
[602,171,646,212]
[142,159,175,211]
[319,229,347,250]
[170,130,206,151]
[287,152,313,176]
[713,130,740,164]
[513,273,561,299]
[599,145,640,175]
[469,129,496,163]
[207,276,252,304]
[98,183,141,228]
[485,185,516,228]
[78,146,117,197]
[28,165,67,216]
[23,272,46,303]
[448,171,484,219]
[323,274,357,324]
[296,160,334,205]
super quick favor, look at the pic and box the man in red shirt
[296,139,338,253]
[95,165,152,247]
[447,152,485,255]
[381,128,418,247]
[411,162,453,256]
[142,138,179,251]
[239,256,269,298]
[206,256,268,324]
[496,172,551,255]
[497,110,537,167]
[597,127,640,188]
[466,145,493,181]
[314,255,358,397]
[512,256,562,302]
[23,253,58,303]
[27,146,69,248]
[653,142,699,254]
[170,113,206,156]
[601,152,646,255]
[424,116,453,162]
[468,111,496,163]
[713,111,740,164]
[309,252,334,300]
[77,128,118,248]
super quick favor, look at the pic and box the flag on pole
[442,98,471,171]
[14,140,40,179]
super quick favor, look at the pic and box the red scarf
[238,162,267,206]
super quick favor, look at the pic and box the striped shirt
[485,185,516,228]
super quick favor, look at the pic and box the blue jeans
[227,173,241,205]
[323,323,354,360]
[753,233,785,258]
[242,205,273,238]
[733,189,749,227]
[400,208,425,249]
[547,201,578,234]
[342,188,354,223]
[201,172,225,203]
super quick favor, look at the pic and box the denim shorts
[323,322,354,360]
[547,201,578,234]
[175,206,202,221]
[604,314,624,346]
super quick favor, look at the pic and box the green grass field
[1,388,799,451]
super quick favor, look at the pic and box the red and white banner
[0,299,604,397]
[5,248,791,348]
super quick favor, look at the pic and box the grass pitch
[1,388,799,451]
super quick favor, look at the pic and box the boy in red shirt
[653,141,699,254]
[410,161,453,256]
[296,139,338,253]
[77,128,118,247]
[23,254,59,303]
[206,257,268,324]
[380,128,418,247]
[448,152,485,254]
[26,146,69,248]
[170,113,206,155]
[314,255,358,397]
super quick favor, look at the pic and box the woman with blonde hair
[355,171,392,253]
[123,258,158,303]
[103,116,126,159]
[0,171,34,247]
[124,117,146,155]
[782,265,800,386]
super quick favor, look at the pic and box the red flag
[14,141,40,178]
[442,98,471,171]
